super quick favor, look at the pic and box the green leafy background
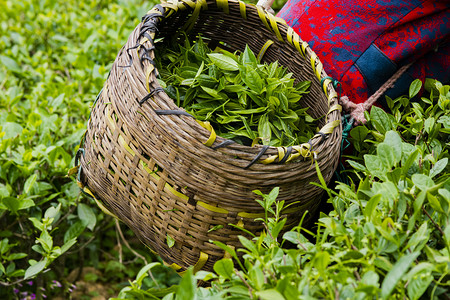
[1,0,449,299]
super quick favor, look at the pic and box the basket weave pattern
[78,0,342,273]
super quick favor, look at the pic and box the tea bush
[1,0,448,299]
[0,0,178,298]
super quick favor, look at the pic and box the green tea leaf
[241,65,263,93]
[200,86,223,99]
[412,174,434,191]
[1,122,23,140]
[37,230,53,252]
[249,266,264,290]
[64,221,86,243]
[407,271,433,300]
[409,79,422,98]
[50,93,65,109]
[427,191,444,213]
[24,258,48,280]
[429,158,448,178]
[370,106,391,133]
[207,53,238,71]
[347,160,367,172]
[238,236,257,255]
[424,117,435,134]
[166,234,175,248]
[61,238,77,254]
[381,251,420,299]
[77,203,97,231]
[177,268,196,300]
[364,154,387,179]
[210,241,238,261]
[242,45,257,66]
[364,194,382,221]
[383,131,402,164]
[231,107,267,114]
[403,223,428,252]
[258,114,271,145]
[313,251,330,277]
[213,258,234,280]
[208,225,224,232]
[0,55,21,73]
[350,126,369,142]
[24,174,37,194]
[255,289,285,300]
[402,149,419,176]
[377,143,397,169]
[136,262,160,287]
[2,197,34,214]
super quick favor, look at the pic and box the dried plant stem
[114,219,160,288]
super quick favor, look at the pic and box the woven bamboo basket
[75,0,342,273]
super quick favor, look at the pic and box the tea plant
[0,0,179,298]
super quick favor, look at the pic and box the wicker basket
[76,0,342,273]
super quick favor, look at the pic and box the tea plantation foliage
[0,0,449,299]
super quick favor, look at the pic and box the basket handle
[257,0,275,13]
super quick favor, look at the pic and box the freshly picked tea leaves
[155,35,317,147]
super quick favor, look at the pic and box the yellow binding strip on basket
[257,40,274,61]
[183,0,206,32]
[137,37,149,59]
[197,120,217,146]
[76,179,118,219]
[105,106,137,156]
[278,147,286,160]
[286,27,302,56]
[119,135,136,156]
[327,90,338,106]
[197,201,229,214]
[239,1,247,19]
[322,78,332,98]
[301,41,309,57]
[310,52,323,81]
[256,6,271,32]
[262,141,317,164]
[238,211,265,218]
[274,16,287,25]
[268,14,283,42]
[166,262,182,272]
[170,251,209,275]
[328,104,342,115]
[319,119,340,136]
[181,0,197,9]
[106,107,116,130]
[139,159,190,202]
[216,0,229,14]
[160,1,178,17]
[165,184,190,202]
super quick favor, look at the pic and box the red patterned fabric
[277,0,450,105]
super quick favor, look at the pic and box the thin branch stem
[0,269,51,287]
[235,269,253,299]
[422,206,445,236]
[115,220,123,264]
[114,219,159,288]
[65,235,96,255]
